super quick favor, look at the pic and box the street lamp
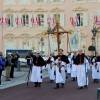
[92,26,98,37]
[40,37,44,55]
[91,26,98,56]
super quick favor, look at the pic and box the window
[19,0,29,5]
[53,0,64,2]
[4,0,15,5]
[87,0,96,2]
[22,14,29,26]
[71,12,88,27]
[37,14,44,26]
[73,0,97,2]
[53,14,60,23]
[6,14,14,27]
[37,0,44,2]
[76,13,83,26]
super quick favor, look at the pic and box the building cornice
[73,6,88,12]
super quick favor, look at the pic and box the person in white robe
[92,55,100,83]
[31,52,46,87]
[71,52,77,81]
[54,57,66,89]
[46,56,55,82]
[76,50,88,89]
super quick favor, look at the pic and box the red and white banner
[94,16,100,25]
[0,16,56,27]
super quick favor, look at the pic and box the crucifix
[48,19,71,54]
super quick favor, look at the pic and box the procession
[25,49,99,89]
[1,0,100,100]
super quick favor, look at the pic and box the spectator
[10,53,16,78]
[5,53,12,81]
[0,52,5,85]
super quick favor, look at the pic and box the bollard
[97,88,100,100]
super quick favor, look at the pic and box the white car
[19,58,27,67]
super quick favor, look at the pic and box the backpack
[0,56,5,70]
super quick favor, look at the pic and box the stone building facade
[0,0,100,55]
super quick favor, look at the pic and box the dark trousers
[34,82,41,87]
[56,83,64,88]
[0,70,2,85]
[10,65,15,78]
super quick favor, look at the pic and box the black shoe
[84,85,88,88]
[66,76,68,79]
[61,83,64,88]
[93,79,96,83]
[34,82,38,87]
[34,84,38,87]
[38,83,41,87]
[10,76,14,78]
[54,84,59,89]
[72,78,76,81]
[54,87,59,89]
[50,80,54,83]
[93,79,99,83]
[96,79,99,83]
[78,86,84,89]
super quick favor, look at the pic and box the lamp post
[40,37,44,55]
[91,26,98,56]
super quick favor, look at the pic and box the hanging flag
[96,16,100,25]
[15,17,19,26]
[5,17,8,25]
[34,16,39,26]
[70,17,76,27]
[31,16,34,26]
[47,16,51,25]
[0,17,4,25]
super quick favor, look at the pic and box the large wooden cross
[49,21,71,54]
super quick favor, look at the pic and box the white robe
[66,64,71,74]
[71,64,77,78]
[46,57,55,80]
[55,61,66,84]
[76,64,88,87]
[67,56,72,74]
[46,63,55,80]
[31,65,42,82]
[92,62,100,80]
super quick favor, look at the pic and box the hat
[35,50,40,54]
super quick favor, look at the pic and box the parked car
[19,58,27,67]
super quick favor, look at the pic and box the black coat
[55,55,69,64]
[75,53,85,65]
[72,55,77,65]
[33,56,46,67]
[46,57,52,64]
[95,56,100,62]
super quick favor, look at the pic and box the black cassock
[75,53,85,65]
[55,55,69,64]
[31,56,46,87]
